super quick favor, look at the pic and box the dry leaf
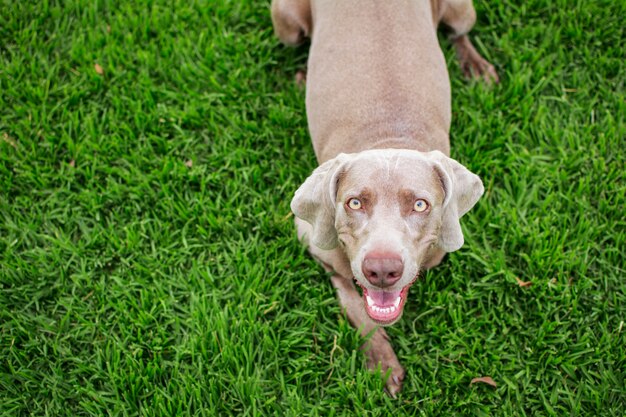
[94,63,104,75]
[69,159,75,168]
[2,132,17,148]
[185,160,193,168]
[515,277,532,288]
[106,25,111,33]
[295,70,306,87]
[470,376,497,388]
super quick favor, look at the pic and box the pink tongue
[368,289,401,307]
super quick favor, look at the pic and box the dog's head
[291,149,483,325]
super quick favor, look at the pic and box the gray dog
[272,0,497,395]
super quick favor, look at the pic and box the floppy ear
[427,150,484,252]
[290,154,351,250]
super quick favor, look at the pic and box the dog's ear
[291,154,351,250]
[427,150,484,252]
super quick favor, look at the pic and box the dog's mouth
[355,275,418,325]
[361,286,409,324]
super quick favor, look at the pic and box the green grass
[1,0,624,415]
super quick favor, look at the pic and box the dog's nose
[362,255,404,287]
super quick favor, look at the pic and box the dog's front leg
[330,275,405,397]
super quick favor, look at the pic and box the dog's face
[291,149,484,325]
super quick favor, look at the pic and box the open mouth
[355,273,420,325]
[362,286,408,324]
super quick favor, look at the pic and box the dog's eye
[347,198,362,210]
[414,199,429,212]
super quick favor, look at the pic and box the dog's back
[306,0,451,163]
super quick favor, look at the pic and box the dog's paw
[384,364,405,398]
[453,35,499,85]
[365,335,405,397]
[460,53,499,84]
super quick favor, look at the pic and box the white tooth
[383,308,390,314]
[390,306,396,313]
[366,295,374,306]
[393,297,401,308]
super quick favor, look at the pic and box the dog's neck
[314,132,450,164]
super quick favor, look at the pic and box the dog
[272,0,497,396]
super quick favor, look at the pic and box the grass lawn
[1,0,624,415]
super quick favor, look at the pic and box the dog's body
[303,0,452,163]
[272,0,497,395]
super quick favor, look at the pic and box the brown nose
[362,255,404,287]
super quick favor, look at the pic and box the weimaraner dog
[272,0,497,395]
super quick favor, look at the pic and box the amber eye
[414,199,429,212]
[347,198,362,210]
